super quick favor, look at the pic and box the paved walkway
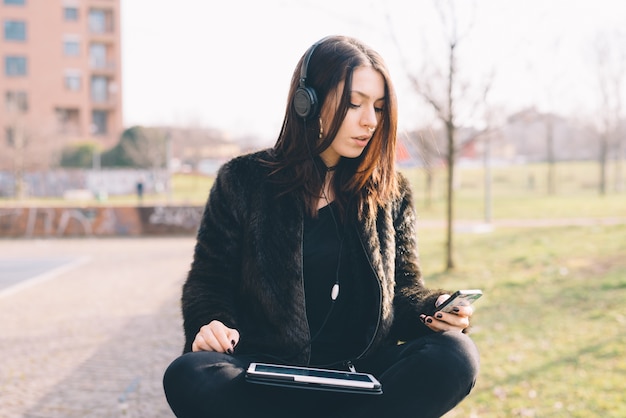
[0,237,195,418]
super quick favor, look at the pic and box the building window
[89,43,107,68]
[5,127,16,147]
[4,0,26,5]
[64,7,79,21]
[5,56,27,76]
[91,110,108,135]
[91,76,108,103]
[88,9,113,34]
[5,90,28,112]
[4,20,26,41]
[64,70,81,91]
[55,108,80,135]
[63,40,80,56]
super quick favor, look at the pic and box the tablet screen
[254,363,373,382]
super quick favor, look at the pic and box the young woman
[163,35,479,418]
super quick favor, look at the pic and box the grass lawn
[403,161,626,220]
[422,224,626,417]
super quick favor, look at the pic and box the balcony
[90,59,117,74]
[90,94,119,109]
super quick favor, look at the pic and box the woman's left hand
[419,294,472,332]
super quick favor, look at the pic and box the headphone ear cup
[293,86,318,119]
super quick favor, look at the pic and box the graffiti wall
[0,206,204,238]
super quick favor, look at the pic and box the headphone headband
[293,37,331,119]
[298,38,324,88]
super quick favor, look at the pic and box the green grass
[424,225,626,417]
[403,161,626,220]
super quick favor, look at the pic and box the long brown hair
[267,35,399,220]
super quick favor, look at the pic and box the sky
[120,0,626,144]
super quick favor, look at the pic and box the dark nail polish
[426,318,433,323]
[436,313,443,319]
[226,348,233,355]
[453,307,460,313]
[231,340,236,347]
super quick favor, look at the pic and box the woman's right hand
[192,320,240,353]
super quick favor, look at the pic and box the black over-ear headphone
[293,38,328,120]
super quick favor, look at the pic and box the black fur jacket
[181,149,444,364]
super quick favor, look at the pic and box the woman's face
[319,66,385,167]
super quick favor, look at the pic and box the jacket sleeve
[181,161,245,353]
[388,174,448,341]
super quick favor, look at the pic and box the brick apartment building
[1,0,122,171]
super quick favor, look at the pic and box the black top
[303,203,374,366]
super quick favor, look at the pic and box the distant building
[1,0,122,170]
[164,126,242,174]
[505,107,595,162]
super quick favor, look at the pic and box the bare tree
[593,31,625,195]
[545,114,556,195]
[477,78,499,223]
[387,0,487,270]
[404,127,444,209]
[6,120,29,199]
[3,114,50,199]
[617,119,625,192]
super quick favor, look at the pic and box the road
[0,238,194,418]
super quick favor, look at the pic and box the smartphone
[435,289,483,313]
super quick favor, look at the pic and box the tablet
[245,362,383,395]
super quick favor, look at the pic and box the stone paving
[0,237,196,418]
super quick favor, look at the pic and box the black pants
[163,331,479,418]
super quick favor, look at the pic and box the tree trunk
[445,120,455,270]
[599,133,608,195]
[546,117,556,196]
[444,38,457,271]
[614,132,624,192]
[425,169,433,209]
[483,133,492,223]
